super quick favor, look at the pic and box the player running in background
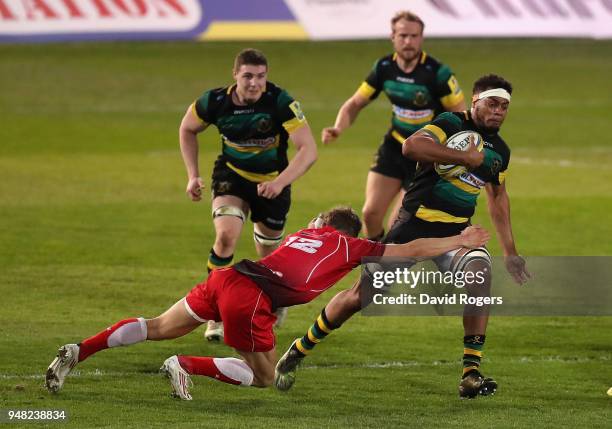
[45,207,489,400]
[179,48,317,338]
[277,74,530,399]
[321,10,465,241]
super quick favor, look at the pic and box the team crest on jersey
[414,91,428,107]
[289,101,305,121]
[216,181,232,193]
[257,117,273,133]
[490,158,502,176]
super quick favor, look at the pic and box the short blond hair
[391,10,425,33]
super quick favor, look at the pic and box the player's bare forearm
[179,105,207,179]
[274,125,318,187]
[383,226,490,259]
[334,93,370,131]
[402,132,475,166]
[334,98,361,131]
[399,236,464,259]
[486,183,518,256]
[179,129,200,178]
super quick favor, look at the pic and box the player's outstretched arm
[485,182,531,284]
[179,104,208,201]
[321,92,370,144]
[257,123,317,199]
[402,131,483,169]
[382,226,490,259]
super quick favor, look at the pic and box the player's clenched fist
[186,176,204,201]
[321,127,341,144]
[257,180,284,199]
[463,138,485,169]
[460,225,490,248]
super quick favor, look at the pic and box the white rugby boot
[160,355,193,400]
[45,344,80,393]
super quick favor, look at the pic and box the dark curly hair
[473,74,513,95]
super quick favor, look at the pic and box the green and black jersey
[402,111,510,223]
[192,81,307,183]
[358,52,464,144]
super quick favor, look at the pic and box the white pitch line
[2,355,609,380]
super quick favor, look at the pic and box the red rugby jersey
[234,226,385,308]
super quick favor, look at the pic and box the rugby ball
[434,131,484,178]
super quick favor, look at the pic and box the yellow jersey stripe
[420,51,427,64]
[498,170,507,184]
[415,206,469,223]
[446,177,481,195]
[391,130,407,144]
[440,91,465,109]
[357,81,376,99]
[422,124,447,145]
[283,117,307,134]
[226,162,279,183]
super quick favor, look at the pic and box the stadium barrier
[1,0,610,42]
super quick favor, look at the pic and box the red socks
[78,317,147,362]
[177,356,253,386]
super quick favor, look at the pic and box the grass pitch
[1,39,611,428]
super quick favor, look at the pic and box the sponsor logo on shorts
[266,217,285,225]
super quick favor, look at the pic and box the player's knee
[146,315,181,340]
[214,229,240,252]
[362,205,384,224]
[145,317,164,340]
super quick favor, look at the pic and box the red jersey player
[45,207,489,400]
